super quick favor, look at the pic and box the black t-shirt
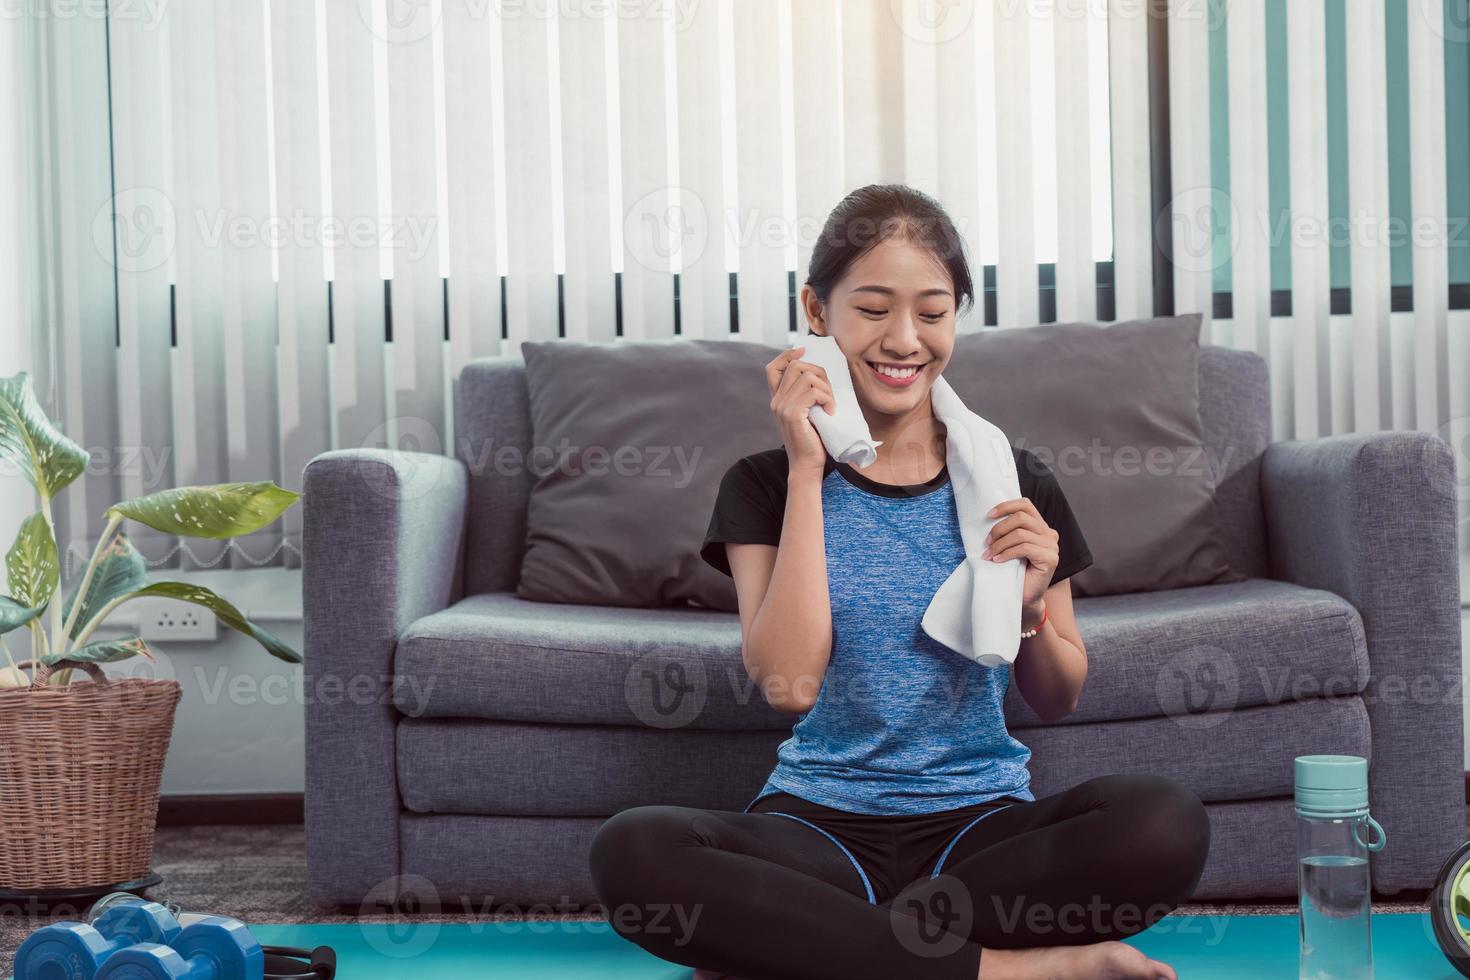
[700,446,1094,587]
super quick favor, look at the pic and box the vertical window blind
[13,0,1470,575]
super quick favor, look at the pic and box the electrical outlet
[136,597,218,642]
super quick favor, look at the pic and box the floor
[0,822,1448,976]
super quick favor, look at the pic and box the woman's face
[803,235,958,418]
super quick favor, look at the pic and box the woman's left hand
[981,497,1058,608]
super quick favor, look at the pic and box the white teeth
[872,363,919,379]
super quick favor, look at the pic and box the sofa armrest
[1262,431,1463,893]
[302,449,469,906]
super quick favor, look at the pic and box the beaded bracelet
[1020,603,1049,640]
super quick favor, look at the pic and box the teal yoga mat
[246,912,1457,978]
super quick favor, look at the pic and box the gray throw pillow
[942,313,1241,596]
[517,338,779,611]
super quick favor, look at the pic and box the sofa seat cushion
[394,592,792,730]
[395,696,1366,817]
[1004,578,1369,727]
[395,580,1367,731]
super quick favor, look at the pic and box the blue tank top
[745,460,1036,816]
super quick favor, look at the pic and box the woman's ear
[798,284,826,335]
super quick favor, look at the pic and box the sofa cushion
[1002,578,1370,727]
[394,697,1367,816]
[394,592,793,730]
[944,314,1240,596]
[516,338,781,612]
[393,580,1369,730]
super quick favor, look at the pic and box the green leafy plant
[0,372,301,685]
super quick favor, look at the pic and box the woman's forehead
[840,238,955,294]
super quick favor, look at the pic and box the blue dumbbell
[14,901,181,980]
[94,917,263,980]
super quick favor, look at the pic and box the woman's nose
[882,319,922,356]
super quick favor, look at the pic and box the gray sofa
[303,342,1464,909]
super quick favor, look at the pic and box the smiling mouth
[865,360,926,384]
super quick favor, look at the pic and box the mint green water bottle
[1296,755,1387,979]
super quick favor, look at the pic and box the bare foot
[690,940,1174,980]
[979,940,1177,980]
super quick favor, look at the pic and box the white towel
[794,332,883,468]
[794,335,1026,668]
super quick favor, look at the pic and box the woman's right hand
[766,346,836,478]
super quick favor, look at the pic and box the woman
[589,184,1210,980]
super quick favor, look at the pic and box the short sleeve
[1021,453,1094,587]
[700,456,785,578]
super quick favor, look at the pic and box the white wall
[100,569,305,794]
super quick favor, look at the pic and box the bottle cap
[1294,754,1369,816]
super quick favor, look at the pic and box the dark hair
[804,183,975,318]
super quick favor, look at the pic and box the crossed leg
[588,803,986,980]
[888,773,1211,958]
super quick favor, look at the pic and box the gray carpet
[0,822,1441,973]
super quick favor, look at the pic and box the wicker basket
[0,658,181,890]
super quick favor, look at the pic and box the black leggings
[588,773,1211,980]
